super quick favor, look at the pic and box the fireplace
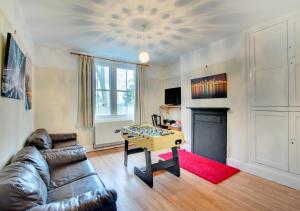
[188,107,229,164]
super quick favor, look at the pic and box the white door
[288,17,300,106]
[289,112,300,174]
[249,22,289,106]
[250,111,289,171]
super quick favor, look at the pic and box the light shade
[138,51,150,64]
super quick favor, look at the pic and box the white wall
[180,33,248,162]
[34,46,94,150]
[164,62,181,89]
[143,65,166,123]
[0,1,35,168]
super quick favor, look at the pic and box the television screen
[165,87,181,105]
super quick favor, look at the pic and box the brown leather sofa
[0,129,117,211]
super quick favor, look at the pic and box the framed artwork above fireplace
[191,73,227,99]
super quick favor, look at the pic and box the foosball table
[117,124,185,187]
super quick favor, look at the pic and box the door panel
[251,111,288,171]
[289,112,300,174]
[289,18,300,106]
[250,22,288,106]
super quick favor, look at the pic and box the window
[95,61,136,122]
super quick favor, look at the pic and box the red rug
[158,150,240,184]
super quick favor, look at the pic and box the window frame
[94,61,136,122]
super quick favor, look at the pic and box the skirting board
[227,158,300,191]
[181,143,192,151]
[93,141,124,150]
[82,143,124,153]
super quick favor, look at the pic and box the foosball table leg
[124,140,129,167]
[134,149,153,188]
[166,147,180,177]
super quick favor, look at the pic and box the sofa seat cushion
[50,159,97,189]
[0,162,47,210]
[53,140,79,149]
[27,128,53,150]
[28,190,117,211]
[47,175,105,203]
[11,146,50,187]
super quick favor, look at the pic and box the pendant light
[138,24,150,64]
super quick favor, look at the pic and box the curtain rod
[70,51,150,67]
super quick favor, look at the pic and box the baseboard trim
[83,142,123,153]
[181,144,191,151]
[93,141,124,149]
[227,158,300,191]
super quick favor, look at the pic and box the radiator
[94,120,133,148]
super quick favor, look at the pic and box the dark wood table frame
[124,140,180,188]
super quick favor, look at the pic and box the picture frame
[191,73,227,99]
[1,32,26,99]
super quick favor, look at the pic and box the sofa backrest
[27,128,53,150]
[12,146,51,187]
[0,162,47,210]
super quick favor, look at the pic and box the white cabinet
[251,111,300,174]
[289,112,300,174]
[250,111,289,171]
[248,15,300,187]
[250,22,289,106]
[288,18,300,106]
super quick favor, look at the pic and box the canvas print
[191,73,227,99]
[0,33,3,72]
[25,57,32,110]
[1,33,26,99]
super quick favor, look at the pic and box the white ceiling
[19,0,300,65]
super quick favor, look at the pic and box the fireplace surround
[187,107,229,164]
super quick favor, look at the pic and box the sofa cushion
[49,133,77,142]
[28,190,117,211]
[11,146,51,187]
[41,144,84,153]
[47,175,106,203]
[41,146,87,167]
[27,128,53,150]
[0,162,47,210]
[53,140,79,149]
[50,159,97,189]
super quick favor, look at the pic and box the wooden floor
[88,147,300,211]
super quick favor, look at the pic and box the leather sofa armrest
[41,147,87,166]
[49,133,77,143]
[28,189,118,211]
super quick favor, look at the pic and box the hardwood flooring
[87,147,300,211]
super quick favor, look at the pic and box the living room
[0,0,300,210]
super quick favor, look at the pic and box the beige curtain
[134,65,145,124]
[77,56,95,128]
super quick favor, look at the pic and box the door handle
[290,56,295,65]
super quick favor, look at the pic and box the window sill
[95,115,134,123]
